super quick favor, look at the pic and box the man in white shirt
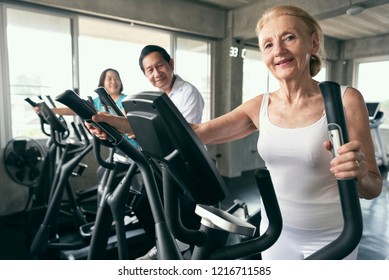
[138,44,204,124]
[86,45,205,259]
[135,45,204,259]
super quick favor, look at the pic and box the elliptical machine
[119,83,363,260]
[56,89,282,260]
[55,81,363,260]
[56,88,155,260]
[26,98,94,257]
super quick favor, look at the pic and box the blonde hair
[256,5,325,77]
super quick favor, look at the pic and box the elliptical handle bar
[71,122,82,142]
[25,97,38,107]
[94,86,125,117]
[208,168,282,259]
[25,97,51,137]
[56,89,182,259]
[84,95,116,169]
[56,90,122,147]
[306,81,363,259]
[45,95,57,108]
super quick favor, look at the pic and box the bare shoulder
[233,93,265,128]
[235,94,264,115]
[343,86,364,102]
[240,94,264,108]
[343,86,370,129]
[343,86,367,110]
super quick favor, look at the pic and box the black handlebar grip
[320,81,349,157]
[45,95,57,108]
[25,97,38,107]
[307,81,363,259]
[55,90,123,147]
[94,86,125,117]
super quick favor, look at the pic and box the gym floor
[222,166,389,260]
[0,167,388,260]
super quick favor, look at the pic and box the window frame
[354,55,389,129]
[0,3,214,147]
[173,35,213,121]
[0,3,12,148]
[0,3,78,146]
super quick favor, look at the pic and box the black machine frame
[55,81,363,260]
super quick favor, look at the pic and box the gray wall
[1,0,389,215]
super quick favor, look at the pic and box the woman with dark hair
[92,68,126,112]
[34,68,127,116]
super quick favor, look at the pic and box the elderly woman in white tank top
[193,5,382,259]
[84,5,382,260]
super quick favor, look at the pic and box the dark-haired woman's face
[142,52,174,92]
[104,70,122,96]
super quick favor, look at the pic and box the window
[242,48,277,103]
[1,7,213,143]
[175,37,211,121]
[78,17,212,121]
[355,58,389,127]
[78,17,170,99]
[5,8,73,138]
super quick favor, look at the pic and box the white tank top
[257,88,347,230]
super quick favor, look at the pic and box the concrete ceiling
[183,0,389,41]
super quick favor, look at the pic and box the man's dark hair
[139,45,171,73]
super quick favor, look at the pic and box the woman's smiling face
[258,15,318,81]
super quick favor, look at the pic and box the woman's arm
[84,112,134,139]
[33,106,76,116]
[53,107,77,116]
[194,95,261,144]
[328,87,382,199]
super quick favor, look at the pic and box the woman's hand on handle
[324,140,382,199]
[84,112,133,140]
